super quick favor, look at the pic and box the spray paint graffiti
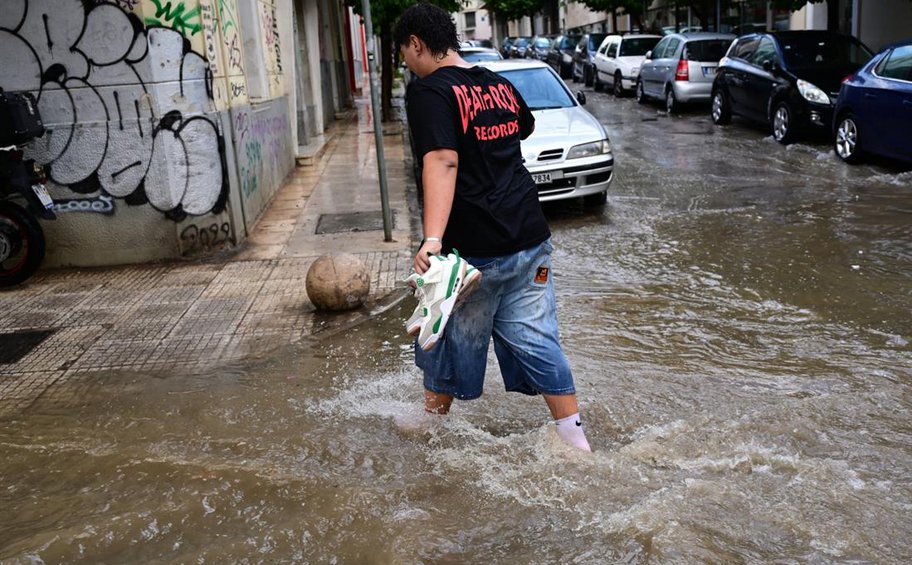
[146,0,203,38]
[232,101,291,209]
[180,221,231,251]
[0,0,227,220]
[54,194,115,215]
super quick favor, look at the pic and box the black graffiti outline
[1,1,227,220]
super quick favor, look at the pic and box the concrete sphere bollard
[305,253,371,311]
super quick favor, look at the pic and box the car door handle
[904,99,912,106]
[863,93,877,99]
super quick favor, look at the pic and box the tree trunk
[381,22,393,122]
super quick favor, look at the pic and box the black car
[711,30,873,144]
[547,34,581,78]
[571,33,607,87]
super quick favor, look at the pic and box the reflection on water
[3,110,912,562]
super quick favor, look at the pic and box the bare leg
[425,390,454,415]
[543,393,579,420]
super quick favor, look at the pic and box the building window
[465,11,476,30]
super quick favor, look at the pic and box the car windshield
[684,39,732,62]
[561,36,581,49]
[514,38,530,47]
[779,34,873,70]
[619,37,660,56]
[463,51,502,62]
[498,67,575,111]
[534,38,551,48]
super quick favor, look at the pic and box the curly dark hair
[393,3,459,58]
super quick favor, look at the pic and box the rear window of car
[779,34,873,70]
[620,37,660,57]
[875,45,912,81]
[684,39,732,62]
[498,68,575,110]
[462,51,502,63]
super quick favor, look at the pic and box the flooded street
[3,93,912,563]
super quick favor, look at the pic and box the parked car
[833,39,912,165]
[526,35,554,61]
[637,32,735,112]
[593,34,662,95]
[546,34,581,78]
[476,60,614,205]
[571,33,607,86]
[501,37,516,58]
[509,37,532,58]
[460,46,503,63]
[710,31,874,144]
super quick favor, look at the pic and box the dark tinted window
[560,36,580,49]
[684,39,732,62]
[878,45,912,81]
[620,37,661,57]
[732,37,760,61]
[752,37,779,66]
[606,41,618,57]
[589,34,607,50]
[779,34,873,70]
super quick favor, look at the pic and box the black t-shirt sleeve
[406,84,459,158]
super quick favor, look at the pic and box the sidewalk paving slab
[0,92,417,418]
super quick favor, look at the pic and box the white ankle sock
[554,412,592,452]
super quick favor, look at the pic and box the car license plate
[32,183,54,209]
[702,66,717,77]
[532,172,552,184]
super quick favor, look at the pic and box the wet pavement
[2,83,912,562]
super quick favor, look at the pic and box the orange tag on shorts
[534,266,549,284]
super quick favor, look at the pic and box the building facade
[0,0,358,268]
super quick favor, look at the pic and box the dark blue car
[834,39,912,164]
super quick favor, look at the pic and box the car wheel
[665,87,678,114]
[571,63,580,82]
[711,89,731,125]
[835,113,863,164]
[613,73,624,97]
[584,65,594,87]
[583,191,608,207]
[772,101,795,144]
[594,71,603,92]
[560,62,571,79]
[636,80,648,105]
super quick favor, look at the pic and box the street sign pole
[360,0,393,242]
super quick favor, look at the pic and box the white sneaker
[404,250,481,351]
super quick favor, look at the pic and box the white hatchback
[593,34,662,96]
[476,60,615,206]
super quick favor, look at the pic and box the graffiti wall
[232,97,294,232]
[0,0,294,266]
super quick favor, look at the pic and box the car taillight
[675,59,689,81]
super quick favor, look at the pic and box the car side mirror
[645,50,653,60]
[762,60,780,73]
[576,91,586,105]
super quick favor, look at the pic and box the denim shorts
[416,239,576,400]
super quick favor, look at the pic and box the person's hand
[414,239,443,273]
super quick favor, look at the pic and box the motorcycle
[0,88,55,287]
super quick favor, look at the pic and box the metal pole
[360,0,393,242]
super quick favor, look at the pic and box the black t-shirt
[406,65,551,257]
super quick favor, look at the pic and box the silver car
[637,32,735,113]
[477,60,614,205]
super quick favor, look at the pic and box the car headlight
[797,79,830,105]
[562,53,571,63]
[567,139,612,159]
[631,66,639,75]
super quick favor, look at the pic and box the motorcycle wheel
[0,200,46,287]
